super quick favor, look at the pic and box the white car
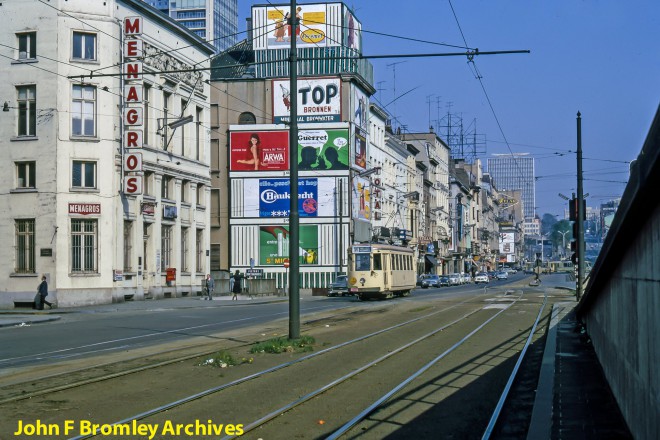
[449,273,461,285]
[474,272,489,284]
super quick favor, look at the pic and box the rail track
[1,284,555,439]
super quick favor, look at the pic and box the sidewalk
[0,293,286,328]
[527,274,632,439]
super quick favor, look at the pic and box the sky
[238,1,660,218]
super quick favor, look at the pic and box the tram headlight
[359,277,366,286]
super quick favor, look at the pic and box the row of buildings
[1,0,528,308]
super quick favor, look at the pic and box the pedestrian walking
[205,274,215,300]
[232,270,241,300]
[229,274,235,295]
[36,275,53,310]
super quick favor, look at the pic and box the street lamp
[157,115,194,150]
[557,230,570,258]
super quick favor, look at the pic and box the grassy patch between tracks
[250,335,316,354]
[200,350,253,368]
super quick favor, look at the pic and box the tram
[347,243,416,300]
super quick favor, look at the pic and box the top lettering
[124,17,142,36]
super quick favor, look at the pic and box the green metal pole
[288,0,300,339]
[576,112,585,301]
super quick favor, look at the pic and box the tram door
[382,253,389,290]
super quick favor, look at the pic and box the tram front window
[355,254,371,271]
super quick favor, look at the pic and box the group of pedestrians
[204,270,243,301]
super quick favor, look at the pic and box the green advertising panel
[297,129,349,171]
[259,225,319,265]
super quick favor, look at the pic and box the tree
[541,213,558,236]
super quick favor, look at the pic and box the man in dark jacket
[37,275,53,310]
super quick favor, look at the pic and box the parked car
[328,275,349,296]
[438,276,450,287]
[474,272,489,284]
[421,275,441,288]
[449,273,461,285]
[416,274,429,287]
[495,271,509,280]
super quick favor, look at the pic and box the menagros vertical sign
[122,16,143,195]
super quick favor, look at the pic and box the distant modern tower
[143,0,238,53]
[487,153,536,221]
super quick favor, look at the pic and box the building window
[180,99,187,155]
[143,84,151,145]
[196,107,202,160]
[238,111,256,125]
[72,161,96,189]
[15,219,35,274]
[144,171,154,196]
[72,85,96,137]
[181,180,188,203]
[161,175,172,200]
[17,32,37,60]
[210,243,221,271]
[196,229,204,273]
[196,183,204,206]
[17,85,36,136]
[161,226,172,271]
[71,219,98,273]
[181,227,189,272]
[72,32,96,61]
[123,221,133,272]
[162,91,171,150]
[16,161,36,189]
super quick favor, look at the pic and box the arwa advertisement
[259,225,319,265]
[230,131,289,171]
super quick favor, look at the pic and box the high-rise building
[487,154,536,221]
[143,0,238,53]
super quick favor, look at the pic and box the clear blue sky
[238,1,660,218]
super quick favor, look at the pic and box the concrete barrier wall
[582,203,659,440]
[578,105,660,440]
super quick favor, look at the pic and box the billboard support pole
[288,0,300,340]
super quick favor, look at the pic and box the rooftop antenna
[387,61,407,129]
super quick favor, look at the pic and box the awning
[425,255,438,266]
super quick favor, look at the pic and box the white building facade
[1,0,214,308]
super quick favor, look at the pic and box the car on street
[495,271,509,280]
[328,275,350,296]
[438,276,450,287]
[421,275,442,288]
[449,273,461,285]
[474,272,489,284]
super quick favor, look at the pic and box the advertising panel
[259,225,319,265]
[298,129,349,171]
[242,178,337,217]
[354,128,367,171]
[343,8,361,52]
[353,86,369,131]
[230,130,289,171]
[273,78,341,124]
[499,232,515,254]
[264,4,328,48]
[259,178,318,218]
[352,176,371,220]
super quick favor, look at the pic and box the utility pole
[288,0,300,339]
[576,112,585,300]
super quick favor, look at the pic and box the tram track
[0,284,551,440]
[1,293,487,433]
